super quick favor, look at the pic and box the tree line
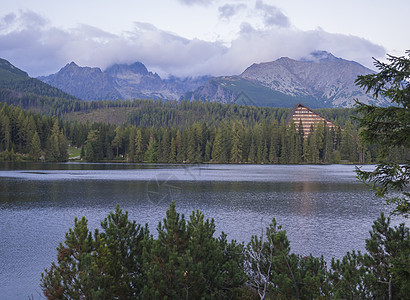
[1,101,405,164]
[41,202,409,299]
[0,103,68,161]
[74,118,404,165]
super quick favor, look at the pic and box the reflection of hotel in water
[286,103,336,138]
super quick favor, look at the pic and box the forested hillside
[0,58,76,100]
[58,98,353,129]
[1,99,406,164]
[0,58,83,117]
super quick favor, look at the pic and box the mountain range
[38,62,209,101]
[187,51,388,108]
[26,51,390,108]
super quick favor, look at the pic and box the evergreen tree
[175,130,184,163]
[159,128,171,163]
[142,202,188,298]
[314,122,325,162]
[169,137,177,163]
[143,202,246,299]
[112,126,123,158]
[246,218,330,299]
[230,121,243,163]
[288,120,301,163]
[46,119,60,161]
[29,131,42,161]
[99,205,149,298]
[340,120,357,162]
[41,217,96,299]
[248,137,256,163]
[323,124,333,163]
[331,213,409,299]
[212,128,223,163]
[83,129,100,162]
[204,139,212,162]
[46,119,68,162]
[355,51,410,216]
[186,126,199,163]
[1,114,11,151]
[144,134,158,163]
[279,118,289,163]
[134,129,144,163]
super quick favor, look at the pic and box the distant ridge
[38,62,209,101]
[36,51,389,108]
[187,51,389,108]
[0,58,77,100]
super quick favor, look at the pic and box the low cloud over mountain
[38,51,389,108]
[0,9,384,78]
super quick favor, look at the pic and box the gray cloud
[254,0,290,28]
[177,0,214,6]
[1,10,47,32]
[216,27,385,75]
[0,13,17,31]
[0,11,385,78]
[218,3,247,20]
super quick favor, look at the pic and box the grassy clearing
[68,146,81,159]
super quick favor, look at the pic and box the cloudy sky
[1,0,409,78]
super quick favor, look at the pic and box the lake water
[0,162,407,299]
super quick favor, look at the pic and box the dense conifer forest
[0,100,406,164]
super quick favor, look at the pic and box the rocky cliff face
[39,52,389,107]
[39,62,209,101]
[188,51,389,108]
[38,62,121,100]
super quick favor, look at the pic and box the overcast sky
[1,0,409,77]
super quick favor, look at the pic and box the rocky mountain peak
[37,51,389,107]
[189,51,389,108]
[67,61,79,67]
[58,61,104,76]
[38,61,207,101]
[105,62,149,76]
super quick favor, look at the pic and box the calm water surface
[0,162,407,299]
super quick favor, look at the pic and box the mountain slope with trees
[0,58,77,100]
[0,58,82,116]
[188,51,389,108]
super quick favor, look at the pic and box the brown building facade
[286,103,336,138]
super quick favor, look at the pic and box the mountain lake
[0,162,408,299]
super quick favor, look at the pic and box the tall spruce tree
[142,202,188,298]
[144,133,158,163]
[230,121,243,163]
[99,205,149,298]
[41,217,97,299]
[29,131,42,161]
[134,129,144,162]
[46,119,68,162]
[212,128,223,163]
[355,51,410,217]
